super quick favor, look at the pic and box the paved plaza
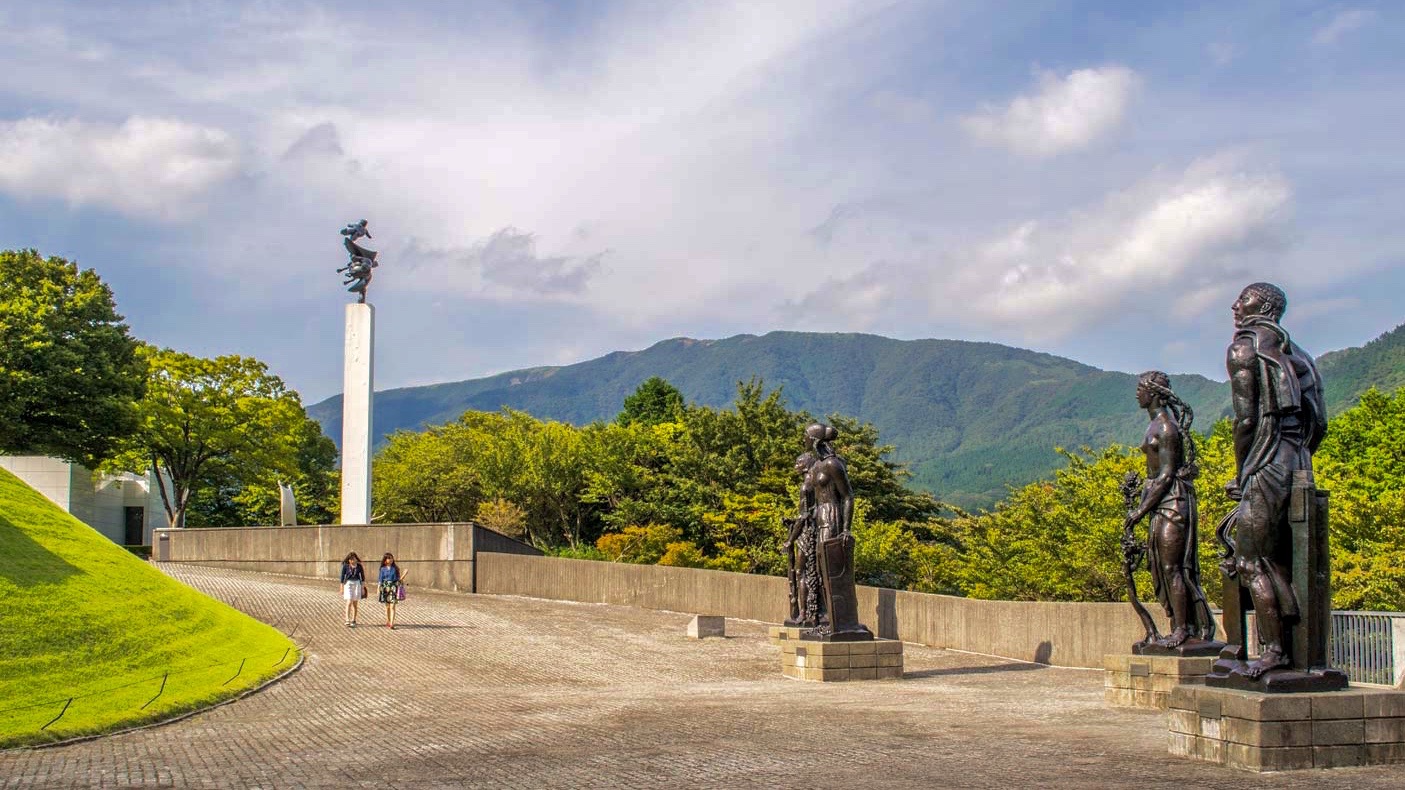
[3,564,1402,789]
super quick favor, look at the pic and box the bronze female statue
[796,423,871,641]
[1122,372,1220,656]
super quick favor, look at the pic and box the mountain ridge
[308,324,1401,508]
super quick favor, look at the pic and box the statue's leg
[1152,510,1190,647]
[1236,469,1292,676]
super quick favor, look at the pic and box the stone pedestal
[774,629,903,682]
[1105,654,1212,710]
[1168,684,1405,771]
[340,303,374,525]
[688,615,725,639]
[769,625,806,646]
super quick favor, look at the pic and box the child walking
[378,552,404,629]
[339,552,365,627]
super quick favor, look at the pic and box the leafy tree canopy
[617,376,685,426]
[107,348,309,528]
[0,249,145,466]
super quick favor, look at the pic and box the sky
[1,1,1402,404]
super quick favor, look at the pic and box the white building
[1,456,167,545]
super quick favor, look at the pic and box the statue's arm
[835,466,854,536]
[1227,339,1258,477]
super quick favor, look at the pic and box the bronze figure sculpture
[338,219,379,303]
[787,423,872,642]
[1207,282,1347,691]
[785,452,821,627]
[1121,372,1222,657]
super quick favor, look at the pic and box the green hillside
[309,332,1232,508]
[1317,323,1405,414]
[0,469,297,747]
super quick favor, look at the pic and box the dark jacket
[340,563,365,583]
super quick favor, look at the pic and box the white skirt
[342,580,363,601]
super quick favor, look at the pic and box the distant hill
[1316,323,1405,414]
[309,332,1234,509]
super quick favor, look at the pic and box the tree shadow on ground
[0,512,81,585]
[386,623,467,630]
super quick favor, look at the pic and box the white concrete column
[340,303,374,525]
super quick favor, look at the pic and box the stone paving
[3,564,1403,789]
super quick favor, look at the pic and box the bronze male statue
[1208,282,1345,690]
[1122,372,1221,656]
[797,423,871,642]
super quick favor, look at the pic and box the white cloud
[1313,8,1376,45]
[980,155,1292,333]
[0,116,238,218]
[961,66,1141,157]
[403,229,605,299]
[784,154,1294,341]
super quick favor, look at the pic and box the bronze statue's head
[1136,371,1171,408]
[1233,282,1287,325]
[803,423,838,454]
[794,451,816,476]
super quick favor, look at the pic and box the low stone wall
[475,553,1163,669]
[156,523,539,593]
[158,524,1161,669]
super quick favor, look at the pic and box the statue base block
[769,625,807,646]
[777,635,903,682]
[1133,638,1225,658]
[1105,654,1213,710]
[1167,684,1405,771]
[1206,660,1350,693]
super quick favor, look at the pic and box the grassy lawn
[0,468,298,748]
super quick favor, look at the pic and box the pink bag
[395,582,406,601]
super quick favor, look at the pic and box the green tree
[185,415,338,527]
[1315,387,1405,610]
[475,497,528,540]
[596,523,683,564]
[0,249,145,466]
[953,446,1142,602]
[108,348,306,528]
[617,377,685,426]
[373,422,483,524]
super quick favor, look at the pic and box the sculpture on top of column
[338,219,379,303]
[785,423,872,642]
[1120,371,1222,657]
[1207,282,1347,691]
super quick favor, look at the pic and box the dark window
[124,506,145,545]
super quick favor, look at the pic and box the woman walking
[339,552,365,627]
[377,552,404,629]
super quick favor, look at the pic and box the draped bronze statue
[784,423,872,642]
[1207,282,1347,692]
[1121,372,1222,657]
[338,219,379,303]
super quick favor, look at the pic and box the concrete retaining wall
[156,523,538,593]
[158,524,1162,669]
[475,553,1163,669]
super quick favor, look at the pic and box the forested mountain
[310,332,1235,508]
[1317,323,1405,415]
[308,326,1399,508]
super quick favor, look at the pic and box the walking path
[3,564,1401,788]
